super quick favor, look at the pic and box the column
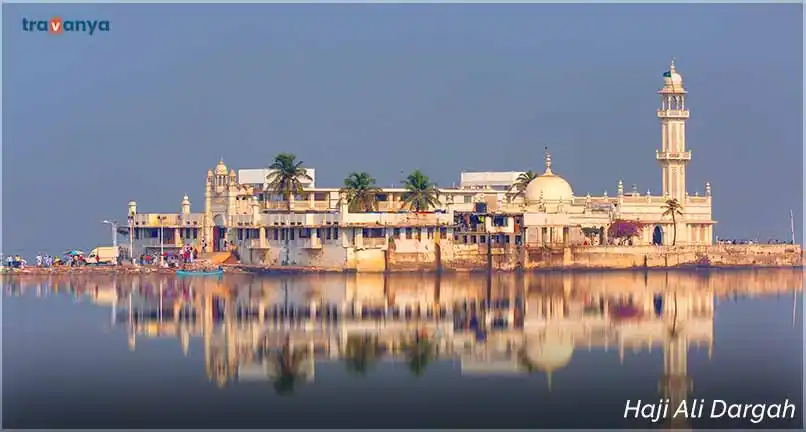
[309,192,315,210]
[259,227,266,248]
[175,228,182,247]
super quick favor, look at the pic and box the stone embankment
[2,244,801,276]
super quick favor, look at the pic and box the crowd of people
[138,246,200,267]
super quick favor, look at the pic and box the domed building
[524,151,574,205]
[124,59,717,269]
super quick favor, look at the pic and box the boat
[176,269,224,277]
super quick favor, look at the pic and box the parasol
[65,250,85,256]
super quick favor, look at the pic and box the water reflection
[3,269,802,428]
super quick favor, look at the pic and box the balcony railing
[244,238,268,249]
[301,238,322,249]
[656,151,692,161]
[656,109,689,118]
[362,237,387,248]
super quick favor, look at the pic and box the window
[333,228,339,239]
[289,229,295,240]
[300,228,311,239]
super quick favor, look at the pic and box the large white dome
[524,151,574,203]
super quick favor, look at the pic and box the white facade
[238,168,316,188]
[460,171,524,191]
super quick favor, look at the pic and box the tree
[402,330,436,377]
[401,170,441,212]
[344,334,382,376]
[339,172,383,213]
[266,153,312,211]
[509,170,539,198]
[607,219,644,245]
[661,199,684,246]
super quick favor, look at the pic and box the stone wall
[387,243,802,272]
[239,240,802,273]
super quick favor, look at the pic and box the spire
[670,57,676,73]
[617,180,624,196]
[544,146,553,175]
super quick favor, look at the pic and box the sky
[2,4,802,256]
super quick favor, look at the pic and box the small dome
[525,150,574,203]
[524,335,574,371]
[215,159,228,176]
[662,59,684,88]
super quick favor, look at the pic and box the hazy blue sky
[2,4,802,256]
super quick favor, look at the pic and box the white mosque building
[125,59,715,259]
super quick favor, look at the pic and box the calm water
[3,269,803,429]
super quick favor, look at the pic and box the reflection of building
[7,269,798,404]
[105,270,805,395]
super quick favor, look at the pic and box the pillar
[259,227,267,248]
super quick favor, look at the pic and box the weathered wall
[239,241,802,272]
[386,238,439,272]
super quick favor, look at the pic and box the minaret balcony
[656,109,690,119]
[656,151,691,161]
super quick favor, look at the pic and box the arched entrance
[599,226,605,245]
[652,225,664,246]
[213,214,227,252]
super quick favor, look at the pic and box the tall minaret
[656,59,691,202]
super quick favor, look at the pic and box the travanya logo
[22,17,110,35]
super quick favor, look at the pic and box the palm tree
[344,334,382,376]
[402,330,436,377]
[339,172,383,213]
[266,153,312,211]
[401,170,441,212]
[509,170,538,198]
[270,335,308,395]
[661,198,684,246]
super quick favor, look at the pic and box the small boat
[176,269,224,277]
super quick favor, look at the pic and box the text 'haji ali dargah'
[121,60,801,272]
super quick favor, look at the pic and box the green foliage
[401,170,441,212]
[340,172,383,212]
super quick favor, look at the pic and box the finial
[670,57,676,72]
[647,188,651,196]
[705,182,711,196]
[603,190,608,197]
[617,180,624,196]
[544,146,553,175]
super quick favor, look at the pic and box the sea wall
[393,243,803,272]
[234,241,802,273]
